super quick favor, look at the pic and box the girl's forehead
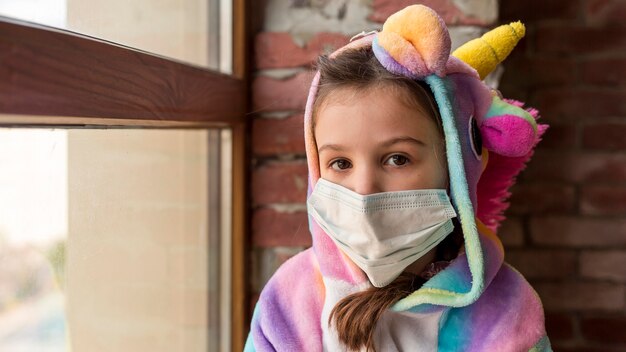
[315,87,439,138]
[314,97,441,152]
[317,82,438,121]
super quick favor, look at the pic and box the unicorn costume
[246,5,551,352]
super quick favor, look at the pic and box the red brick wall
[248,0,626,346]
[499,0,626,350]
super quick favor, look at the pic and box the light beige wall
[66,0,210,67]
[66,129,211,352]
[63,1,218,349]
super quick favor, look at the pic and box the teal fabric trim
[485,95,537,132]
[423,74,484,303]
[243,336,255,352]
[392,74,486,311]
[529,335,553,352]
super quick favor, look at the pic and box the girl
[246,5,551,352]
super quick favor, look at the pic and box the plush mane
[476,101,548,232]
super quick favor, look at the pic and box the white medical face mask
[307,178,457,287]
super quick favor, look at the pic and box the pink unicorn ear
[480,95,539,157]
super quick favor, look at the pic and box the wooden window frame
[0,0,249,350]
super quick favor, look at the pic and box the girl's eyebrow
[318,137,426,154]
[318,143,345,154]
[381,136,426,147]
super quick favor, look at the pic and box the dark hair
[327,220,463,352]
[313,46,463,352]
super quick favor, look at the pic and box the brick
[498,217,525,247]
[255,32,349,69]
[503,56,578,88]
[535,123,577,149]
[506,249,577,279]
[369,0,492,25]
[498,83,529,104]
[308,33,351,54]
[529,57,578,86]
[532,88,626,121]
[535,24,626,55]
[530,216,626,247]
[533,282,625,311]
[508,184,576,214]
[449,26,488,52]
[523,150,626,184]
[249,293,259,316]
[580,314,626,344]
[581,58,626,86]
[581,250,626,282]
[552,346,625,352]
[585,0,626,26]
[252,208,311,247]
[580,186,626,215]
[498,55,528,87]
[252,114,305,156]
[545,312,576,341]
[500,0,579,22]
[252,72,313,112]
[262,1,373,35]
[583,122,626,150]
[252,162,308,205]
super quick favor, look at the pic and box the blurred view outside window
[0,130,68,352]
[0,0,232,72]
[0,0,234,351]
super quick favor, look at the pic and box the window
[0,1,247,351]
[0,0,233,72]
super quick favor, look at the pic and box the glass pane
[0,129,67,352]
[0,0,231,72]
[0,127,230,351]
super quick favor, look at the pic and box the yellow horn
[452,21,525,80]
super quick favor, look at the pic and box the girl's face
[315,85,448,194]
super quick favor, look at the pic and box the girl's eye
[330,159,352,171]
[385,154,409,166]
